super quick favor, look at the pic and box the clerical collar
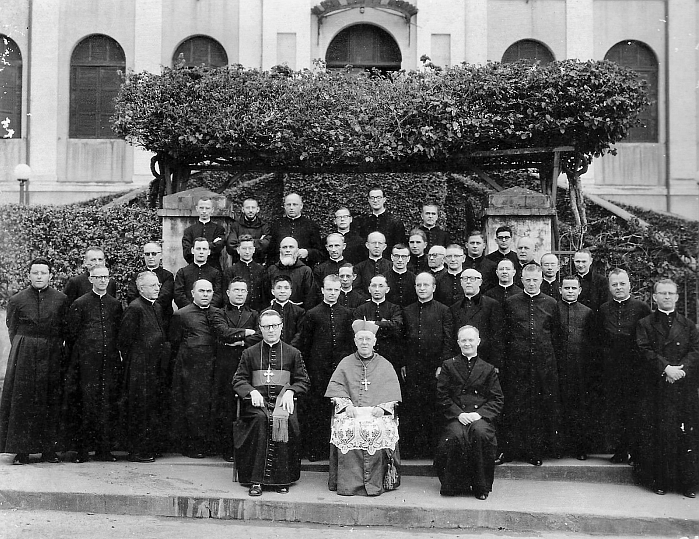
[330,257,344,263]
[614,296,630,304]
[369,256,383,262]
[323,300,337,307]
[499,283,514,289]
[464,293,480,302]
[563,299,577,305]
[524,290,540,298]
[356,351,375,361]
[544,277,557,283]
[93,290,107,298]
[499,249,511,255]
[263,339,281,347]
[658,309,675,315]
[198,217,210,224]
[431,266,445,273]
[230,304,244,310]
[240,259,253,265]
[467,255,482,262]
[273,299,289,308]
[461,353,477,362]
[341,287,353,293]
[577,271,589,278]
[392,267,407,275]
[141,295,156,304]
[194,302,210,309]
[146,267,158,272]
[372,298,386,305]
[194,261,207,268]
[371,209,386,216]
[286,214,301,220]
[422,224,435,230]
[418,298,433,304]
[448,269,462,276]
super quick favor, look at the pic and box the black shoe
[74,452,89,463]
[223,454,235,463]
[187,452,205,459]
[529,457,543,466]
[683,489,696,498]
[576,453,588,461]
[307,452,322,462]
[654,488,666,496]
[494,452,512,466]
[248,484,262,497]
[474,491,489,500]
[129,453,155,463]
[611,452,629,464]
[41,452,60,463]
[12,453,29,465]
[94,452,117,462]
[276,486,289,494]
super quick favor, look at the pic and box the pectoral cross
[264,366,274,384]
[361,377,371,391]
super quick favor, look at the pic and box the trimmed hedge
[0,203,160,307]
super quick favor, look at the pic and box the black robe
[463,255,497,292]
[64,291,123,453]
[485,284,522,305]
[118,296,170,456]
[338,288,368,311]
[353,300,404,372]
[576,271,609,314]
[434,355,503,495]
[225,261,269,312]
[449,294,504,368]
[63,272,117,307]
[435,271,465,308]
[126,267,174,328]
[295,302,354,458]
[267,260,317,309]
[339,229,366,265]
[382,269,417,307]
[355,211,407,258]
[402,299,454,457]
[267,300,305,344]
[174,262,223,309]
[0,286,67,454]
[353,257,391,294]
[232,341,310,486]
[553,300,594,454]
[207,304,261,456]
[636,311,699,492]
[268,215,324,267]
[417,224,450,250]
[502,292,561,459]
[540,278,561,302]
[225,213,271,265]
[169,303,218,454]
[597,297,651,453]
[182,219,227,269]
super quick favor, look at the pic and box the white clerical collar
[146,267,158,272]
[273,300,289,308]
[499,249,511,255]
[524,290,540,298]
[614,296,630,303]
[194,302,209,309]
[341,288,353,293]
[418,298,433,304]
[499,283,514,288]
[286,214,301,220]
[93,290,107,298]
[431,265,445,272]
[324,300,337,307]
[194,261,207,267]
[372,299,385,305]
[369,256,383,262]
[240,259,253,265]
[330,257,344,263]
[658,309,675,315]
[578,271,589,278]
[392,267,407,275]
[563,299,577,305]
[264,339,281,346]
[544,277,557,283]
[422,224,435,230]
[142,296,156,304]
[447,269,462,276]
[372,209,386,216]
[198,218,210,224]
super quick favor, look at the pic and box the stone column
[158,188,234,276]
[484,187,556,262]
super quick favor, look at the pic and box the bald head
[284,193,303,218]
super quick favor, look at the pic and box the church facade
[1,0,697,218]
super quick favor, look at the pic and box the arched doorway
[326,24,401,73]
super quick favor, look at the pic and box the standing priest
[325,319,402,496]
[434,325,504,499]
[232,309,310,497]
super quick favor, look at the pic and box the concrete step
[0,453,695,536]
[304,454,635,484]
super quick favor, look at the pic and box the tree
[111,60,648,227]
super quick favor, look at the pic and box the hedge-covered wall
[0,204,160,307]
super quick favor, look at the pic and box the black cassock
[64,291,123,453]
[503,292,561,459]
[434,355,503,495]
[636,311,699,493]
[0,286,68,454]
[118,296,170,456]
[553,300,594,455]
[232,341,310,486]
[169,303,217,454]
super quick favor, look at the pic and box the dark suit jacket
[449,294,504,368]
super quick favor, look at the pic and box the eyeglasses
[496,236,511,241]
[392,254,410,259]
[428,253,444,258]
[445,254,463,259]
[461,276,482,282]
[368,196,384,201]
[144,252,161,256]
[335,214,351,219]
[260,323,283,330]
[90,275,110,280]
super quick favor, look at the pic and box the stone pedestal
[158,188,234,275]
[484,187,556,263]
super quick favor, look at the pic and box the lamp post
[14,164,31,205]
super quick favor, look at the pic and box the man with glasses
[417,203,450,250]
[450,269,503,367]
[127,242,174,327]
[383,244,417,307]
[435,244,466,307]
[428,245,448,279]
[355,188,406,259]
[337,263,368,310]
[636,279,699,498]
[64,246,117,306]
[64,265,123,463]
[268,193,323,267]
[487,225,518,268]
[233,309,310,497]
[333,207,365,264]
[118,271,171,463]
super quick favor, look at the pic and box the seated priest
[231,309,311,497]
[325,319,402,496]
[434,325,504,499]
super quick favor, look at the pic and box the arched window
[326,24,402,72]
[70,35,125,138]
[605,40,658,142]
[0,35,22,138]
[173,36,228,67]
[502,40,555,64]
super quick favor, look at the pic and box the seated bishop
[325,319,402,496]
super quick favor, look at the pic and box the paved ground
[0,454,696,536]
[0,509,686,539]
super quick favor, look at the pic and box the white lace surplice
[330,401,399,455]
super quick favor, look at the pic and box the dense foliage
[112,60,648,172]
[0,204,160,307]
